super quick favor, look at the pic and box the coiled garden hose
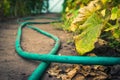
[15,17,120,80]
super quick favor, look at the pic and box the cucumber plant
[63,0,120,55]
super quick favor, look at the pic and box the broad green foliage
[74,13,103,55]
[0,0,47,17]
[62,0,120,55]
[3,0,10,16]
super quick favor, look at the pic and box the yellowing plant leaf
[110,7,118,20]
[69,0,101,32]
[74,13,103,55]
[70,24,78,32]
[101,9,106,17]
[111,13,117,20]
[65,7,69,12]
[117,9,120,17]
[101,0,112,5]
[101,0,107,4]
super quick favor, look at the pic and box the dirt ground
[0,14,120,80]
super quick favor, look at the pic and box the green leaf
[110,7,118,20]
[74,13,103,55]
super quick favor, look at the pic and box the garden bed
[0,14,120,80]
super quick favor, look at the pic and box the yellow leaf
[74,13,103,55]
[110,13,117,20]
[65,7,69,12]
[69,0,102,32]
[101,0,107,4]
[110,7,118,20]
[101,9,106,17]
[69,24,78,32]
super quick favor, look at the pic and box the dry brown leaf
[93,75,108,80]
[48,65,81,80]
[73,74,85,80]
[61,65,80,80]
[47,66,62,76]
[79,66,91,76]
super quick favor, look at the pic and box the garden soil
[0,14,120,80]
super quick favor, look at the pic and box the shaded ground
[0,14,120,80]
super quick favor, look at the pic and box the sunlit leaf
[65,7,69,12]
[101,0,107,4]
[74,13,103,55]
[110,7,118,20]
[70,24,78,32]
[101,9,106,17]
[101,0,112,5]
[69,0,101,32]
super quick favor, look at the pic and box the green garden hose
[16,20,61,80]
[16,17,120,80]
